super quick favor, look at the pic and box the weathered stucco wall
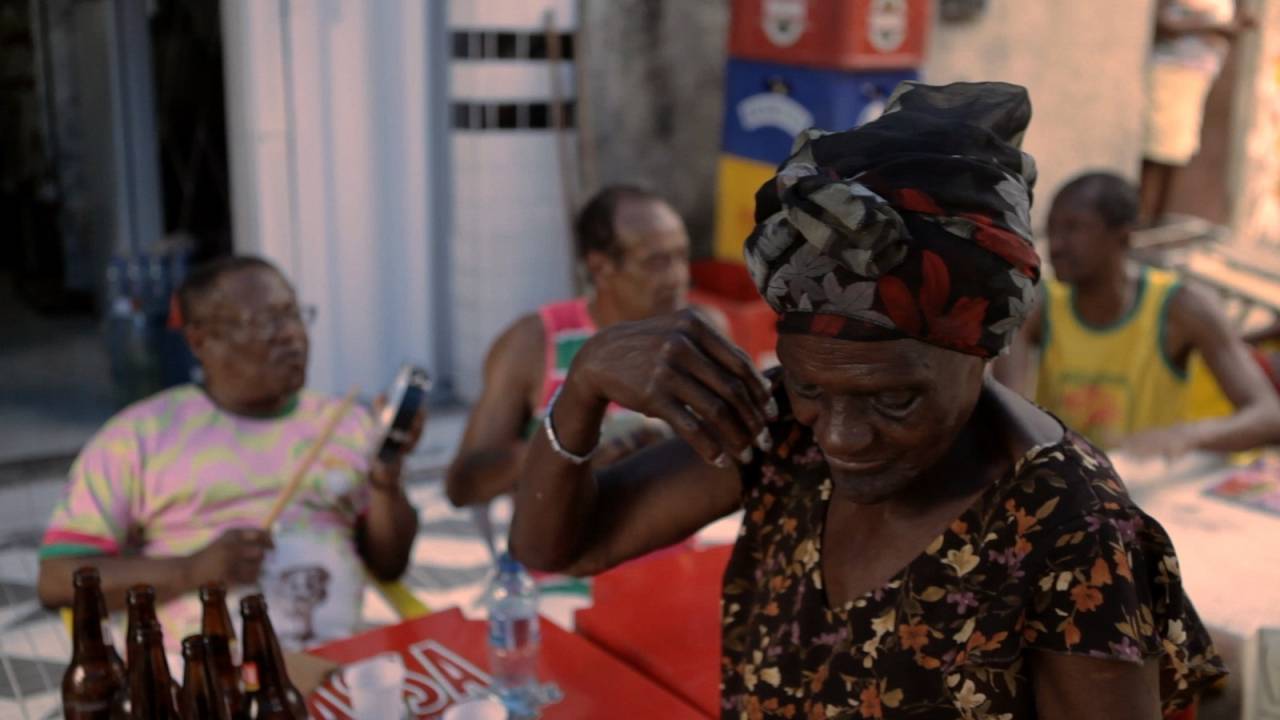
[581,0,730,255]
[921,0,1157,229]
[1235,0,1280,249]
[583,0,1160,246]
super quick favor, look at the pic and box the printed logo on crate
[762,0,808,47]
[868,0,909,52]
[737,78,815,138]
[729,0,930,70]
[721,59,917,165]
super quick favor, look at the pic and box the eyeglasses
[198,304,317,343]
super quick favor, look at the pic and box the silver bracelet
[543,385,598,465]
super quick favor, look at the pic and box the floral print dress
[721,395,1225,719]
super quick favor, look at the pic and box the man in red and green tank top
[446,186,725,507]
[997,172,1280,456]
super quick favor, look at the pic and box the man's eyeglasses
[197,305,317,343]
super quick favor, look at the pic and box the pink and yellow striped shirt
[42,384,378,651]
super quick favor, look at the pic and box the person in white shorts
[1139,0,1254,225]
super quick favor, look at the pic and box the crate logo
[738,79,814,138]
[855,85,889,127]
[762,0,807,47]
[868,0,909,53]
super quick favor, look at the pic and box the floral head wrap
[744,81,1040,358]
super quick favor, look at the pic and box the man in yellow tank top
[998,172,1280,455]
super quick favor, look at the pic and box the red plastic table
[305,607,705,719]
[574,544,733,719]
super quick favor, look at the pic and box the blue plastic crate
[721,59,917,165]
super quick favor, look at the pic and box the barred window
[451,100,577,130]
[450,31,575,60]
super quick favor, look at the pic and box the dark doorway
[0,0,229,464]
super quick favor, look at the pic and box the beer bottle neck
[130,635,178,717]
[241,612,291,693]
[182,653,208,691]
[203,601,235,637]
[71,584,108,660]
[182,653,222,719]
[127,600,158,633]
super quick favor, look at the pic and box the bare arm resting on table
[39,528,273,611]
[510,310,774,576]
[445,314,542,508]
[1125,285,1280,456]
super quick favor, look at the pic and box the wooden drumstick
[262,388,358,529]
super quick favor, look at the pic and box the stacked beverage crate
[713,0,932,260]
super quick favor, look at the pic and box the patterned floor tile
[0,656,64,701]
[0,618,70,663]
[0,547,40,586]
[0,581,37,609]
[16,691,61,720]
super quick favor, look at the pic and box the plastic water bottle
[484,553,541,717]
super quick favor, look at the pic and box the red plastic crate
[729,0,931,70]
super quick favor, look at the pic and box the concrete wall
[580,0,730,255]
[581,0,1158,243]
[921,0,1157,229]
[1234,0,1280,249]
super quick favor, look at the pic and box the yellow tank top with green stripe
[1035,266,1187,448]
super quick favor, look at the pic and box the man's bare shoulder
[1165,282,1227,338]
[1160,281,1244,368]
[492,312,545,362]
[480,312,548,404]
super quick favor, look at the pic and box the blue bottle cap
[498,552,522,574]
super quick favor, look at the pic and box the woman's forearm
[509,374,609,572]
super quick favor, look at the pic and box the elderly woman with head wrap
[510,82,1223,719]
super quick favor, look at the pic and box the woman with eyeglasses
[37,256,424,655]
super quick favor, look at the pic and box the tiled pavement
[0,411,741,718]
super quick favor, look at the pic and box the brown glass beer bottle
[126,623,182,719]
[62,568,124,719]
[181,635,233,720]
[240,594,308,719]
[200,582,239,662]
[96,587,128,690]
[124,585,158,668]
[204,634,247,719]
